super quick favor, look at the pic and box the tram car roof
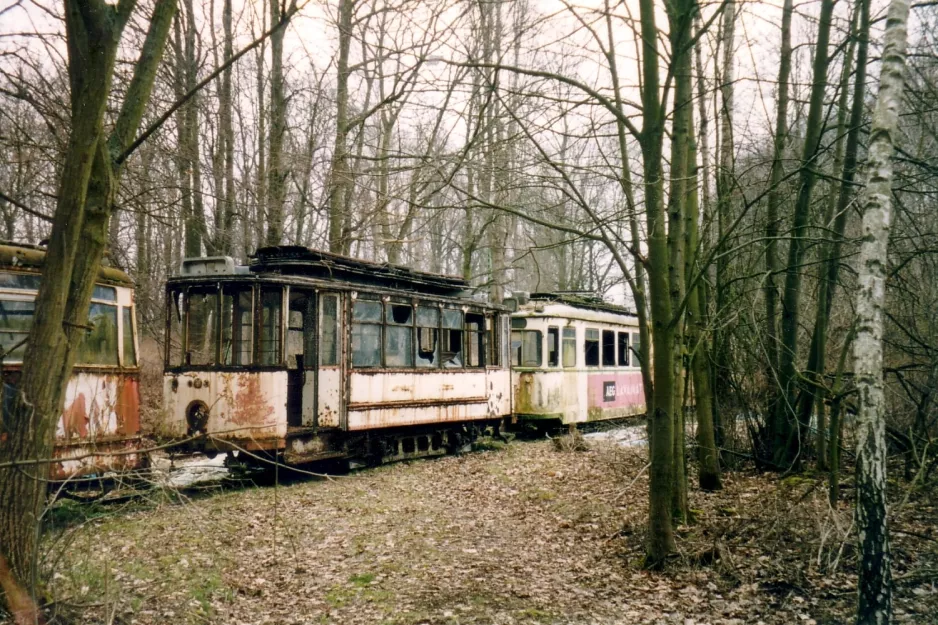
[171,245,502,305]
[511,291,638,324]
[0,241,134,287]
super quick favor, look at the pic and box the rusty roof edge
[0,242,134,286]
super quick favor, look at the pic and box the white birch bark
[854,0,910,622]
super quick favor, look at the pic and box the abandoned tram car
[0,243,145,480]
[156,247,512,465]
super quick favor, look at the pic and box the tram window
[584,328,600,366]
[511,330,542,367]
[547,327,559,367]
[122,307,137,366]
[168,290,185,366]
[0,272,40,291]
[416,306,439,368]
[258,287,282,366]
[0,299,33,361]
[631,331,642,366]
[92,285,117,302]
[78,303,119,366]
[385,304,413,367]
[185,289,217,366]
[286,291,310,369]
[352,300,382,367]
[502,317,510,368]
[320,295,338,366]
[485,315,498,367]
[466,313,484,367]
[441,309,463,368]
[617,332,629,367]
[221,287,253,365]
[602,330,616,366]
[562,327,576,367]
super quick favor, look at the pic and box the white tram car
[508,292,646,426]
[155,246,512,465]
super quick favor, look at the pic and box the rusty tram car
[508,292,645,427]
[0,243,145,480]
[155,246,513,465]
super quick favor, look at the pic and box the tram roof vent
[180,256,248,276]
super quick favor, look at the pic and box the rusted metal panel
[50,438,146,481]
[347,401,496,430]
[159,370,287,447]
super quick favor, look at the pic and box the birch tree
[854,0,912,621]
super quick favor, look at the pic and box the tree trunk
[265,0,286,246]
[774,0,835,468]
[328,0,353,254]
[854,0,910,621]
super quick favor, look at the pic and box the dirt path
[39,438,937,624]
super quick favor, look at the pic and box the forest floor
[32,436,938,625]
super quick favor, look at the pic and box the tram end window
[352,299,382,367]
[167,289,185,367]
[258,287,283,366]
[286,290,310,370]
[466,313,484,368]
[441,309,463,368]
[221,286,254,365]
[385,303,414,368]
[631,331,642,366]
[0,298,34,361]
[617,332,629,367]
[602,330,616,366]
[320,295,339,366]
[584,328,600,367]
[547,326,559,367]
[78,303,120,366]
[122,307,137,367]
[416,305,439,368]
[562,327,576,368]
[485,315,498,368]
[511,329,542,367]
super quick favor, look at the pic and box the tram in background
[0,243,145,481]
[507,292,645,427]
[154,246,512,466]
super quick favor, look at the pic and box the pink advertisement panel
[587,371,645,409]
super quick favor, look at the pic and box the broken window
[631,331,641,366]
[547,326,559,367]
[562,328,576,368]
[167,289,185,367]
[511,330,542,367]
[416,305,439,368]
[78,303,120,366]
[466,313,484,367]
[320,295,338,366]
[352,299,382,367]
[286,290,311,369]
[122,306,137,367]
[602,330,616,367]
[441,308,463,368]
[186,289,217,366]
[618,331,629,367]
[221,286,253,365]
[584,328,600,367]
[385,303,414,367]
[258,287,282,366]
[0,298,33,361]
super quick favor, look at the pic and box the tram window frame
[617,331,629,367]
[485,315,498,368]
[257,286,283,366]
[602,330,616,367]
[0,297,34,361]
[416,305,440,368]
[584,328,600,366]
[547,326,560,367]
[167,288,185,367]
[511,329,543,367]
[185,287,219,366]
[320,294,339,366]
[351,298,383,368]
[286,289,312,369]
[466,313,485,368]
[441,308,464,368]
[122,306,137,367]
[562,327,576,367]
[385,302,415,368]
[221,285,254,366]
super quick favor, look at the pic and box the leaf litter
[35,436,938,625]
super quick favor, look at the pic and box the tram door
[286,288,316,428]
[316,293,343,428]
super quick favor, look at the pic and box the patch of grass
[349,572,376,586]
[518,607,552,621]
